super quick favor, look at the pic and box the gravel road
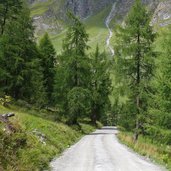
[50,127,166,171]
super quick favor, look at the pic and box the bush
[15,100,32,109]
[67,87,91,124]
[0,95,12,107]
[146,126,171,145]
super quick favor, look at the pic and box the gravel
[50,126,166,171]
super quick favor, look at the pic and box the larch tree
[62,12,89,88]
[147,27,171,144]
[39,33,56,105]
[0,2,46,105]
[114,0,156,140]
[59,13,91,124]
[90,46,111,125]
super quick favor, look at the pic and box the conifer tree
[0,0,22,96]
[58,13,90,124]
[147,28,171,144]
[114,0,155,140]
[90,46,111,124]
[62,12,89,88]
[0,3,46,105]
[39,33,56,104]
[0,0,22,35]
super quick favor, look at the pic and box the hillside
[28,0,171,54]
[0,104,95,170]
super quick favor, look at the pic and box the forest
[0,0,170,170]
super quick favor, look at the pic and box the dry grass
[118,132,171,171]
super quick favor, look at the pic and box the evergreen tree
[39,33,56,105]
[90,46,111,125]
[56,13,90,124]
[0,0,22,96]
[114,0,155,140]
[62,12,89,88]
[67,87,91,125]
[147,27,171,144]
[0,0,22,35]
[0,3,46,105]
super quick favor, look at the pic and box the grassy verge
[117,132,171,171]
[0,105,96,170]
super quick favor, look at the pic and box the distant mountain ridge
[29,0,171,36]
[29,0,115,35]
[28,0,171,54]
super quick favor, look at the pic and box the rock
[28,0,171,35]
[0,113,16,134]
[32,129,46,145]
[152,0,171,27]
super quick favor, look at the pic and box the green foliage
[0,104,96,170]
[118,132,171,170]
[0,0,22,35]
[39,32,56,105]
[54,13,91,124]
[89,46,112,124]
[0,119,27,170]
[63,12,89,57]
[146,26,171,145]
[30,0,53,17]
[0,95,12,106]
[114,0,156,138]
[54,14,112,125]
[145,126,171,145]
[0,2,46,106]
[67,87,91,124]
[62,13,90,88]
[150,27,171,129]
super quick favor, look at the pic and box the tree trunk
[91,107,98,125]
[1,4,8,35]
[134,96,140,142]
[134,32,141,142]
[68,116,78,125]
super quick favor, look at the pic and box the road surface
[50,127,166,171]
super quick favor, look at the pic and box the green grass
[30,1,114,55]
[30,1,53,17]
[0,105,95,170]
[51,5,112,54]
[118,132,171,171]
[51,30,67,53]
[84,5,111,53]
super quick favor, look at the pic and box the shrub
[145,126,171,145]
[0,95,12,107]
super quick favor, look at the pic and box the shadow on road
[101,127,117,130]
[89,132,116,135]
[88,127,118,136]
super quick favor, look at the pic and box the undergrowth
[0,105,96,170]
[118,132,171,171]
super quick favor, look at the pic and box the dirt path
[50,127,166,171]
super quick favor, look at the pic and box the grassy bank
[0,105,96,170]
[117,132,171,171]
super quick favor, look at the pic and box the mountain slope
[29,0,171,53]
